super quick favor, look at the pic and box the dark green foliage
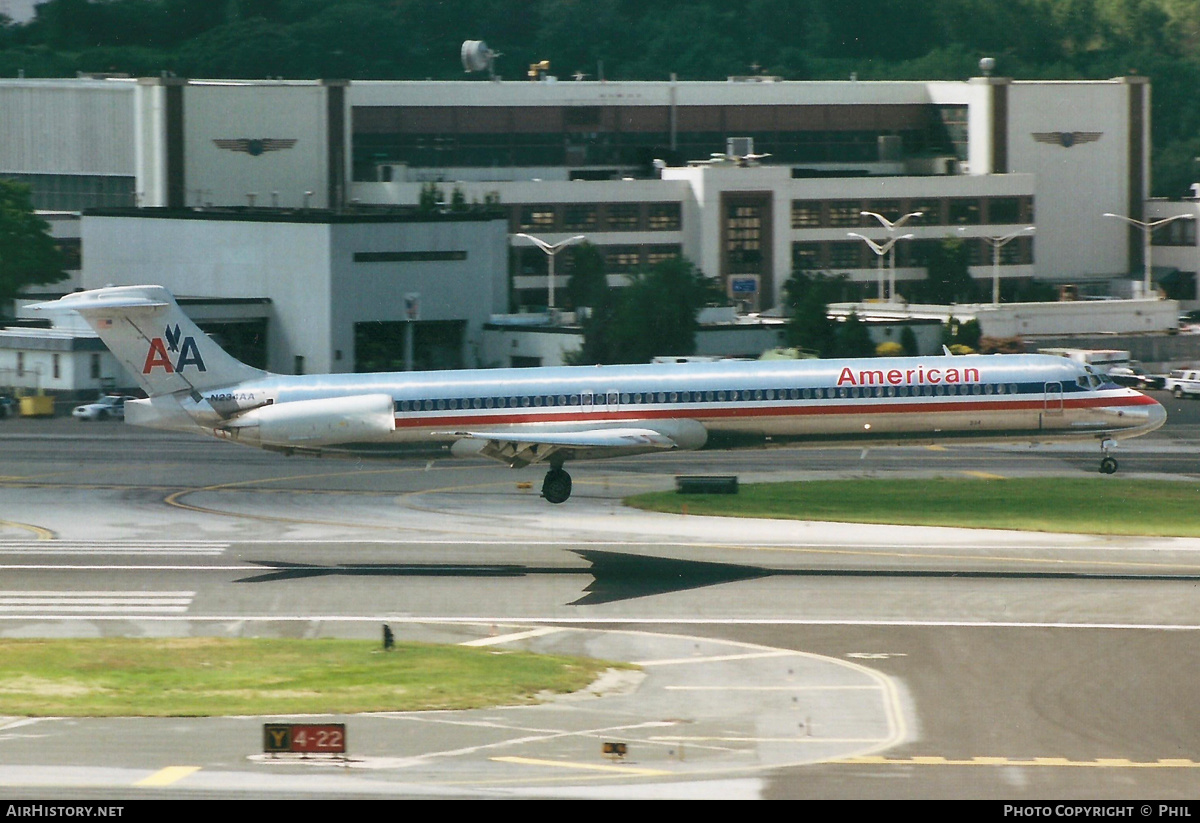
[0,180,66,311]
[573,256,719,364]
[833,311,875,358]
[564,242,607,311]
[782,270,842,358]
[914,237,978,305]
[942,316,982,351]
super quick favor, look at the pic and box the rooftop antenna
[461,40,501,81]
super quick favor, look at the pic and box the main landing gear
[1099,439,1118,475]
[541,461,573,504]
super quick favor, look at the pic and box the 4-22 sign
[263,723,346,754]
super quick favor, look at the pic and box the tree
[918,237,978,304]
[573,256,719,364]
[564,242,607,311]
[833,311,876,357]
[417,182,442,213]
[942,316,982,352]
[0,180,66,312]
[782,270,844,357]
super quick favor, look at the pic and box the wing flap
[446,427,678,449]
[443,427,680,467]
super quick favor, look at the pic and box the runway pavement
[0,397,1198,799]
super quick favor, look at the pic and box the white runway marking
[0,541,228,555]
[460,627,569,647]
[0,591,194,614]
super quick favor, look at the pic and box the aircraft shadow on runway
[233,550,1200,606]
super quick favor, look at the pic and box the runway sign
[263,723,347,754]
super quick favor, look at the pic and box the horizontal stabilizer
[28,293,168,313]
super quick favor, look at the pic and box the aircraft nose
[1143,396,1167,434]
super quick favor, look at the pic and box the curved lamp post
[1103,212,1190,297]
[848,232,914,301]
[515,233,586,313]
[980,226,1035,306]
[861,211,923,302]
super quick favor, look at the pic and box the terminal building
[0,70,1191,385]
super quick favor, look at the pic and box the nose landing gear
[1099,439,1118,474]
[541,462,573,504]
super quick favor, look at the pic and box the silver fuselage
[152,353,1164,455]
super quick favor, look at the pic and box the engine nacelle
[222,394,395,447]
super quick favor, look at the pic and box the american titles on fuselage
[837,365,979,386]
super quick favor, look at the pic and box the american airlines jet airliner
[34,285,1166,503]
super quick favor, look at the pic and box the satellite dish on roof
[461,40,501,79]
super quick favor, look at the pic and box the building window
[1153,219,1197,247]
[965,238,987,266]
[792,242,821,270]
[647,203,681,231]
[603,246,641,272]
[827,201,862,227]
[519,205,556,230]
[562,204,598,230]
[16,352,23,377]
[910,200,942,224]
[726,204,763,271]
[55,238,82,270]
[908,239,939,267]
[605,203,641,231]
[90,354,100,379]
[791,201,821,228]
[949,199,981,225]
[998,239,1031,264]
[52,354,60,379]
[564,107,602,127]
[828,241,861,268]
[936,104,970,160]
[987,197,1022,224]
[353,251,467,262]
[646,245,681,266]
[865,200,902,223]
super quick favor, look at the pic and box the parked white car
[72,394,135,421]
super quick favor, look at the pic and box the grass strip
[627,477,1200,537]
[0,637,623,717]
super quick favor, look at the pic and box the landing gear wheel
[541,467,572,504]
[1100,456,1118,474]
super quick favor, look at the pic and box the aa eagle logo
[212,138,298,156]
[143,324,206,374]
[1032,131,1102,148]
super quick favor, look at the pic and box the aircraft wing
[443,427,679,467]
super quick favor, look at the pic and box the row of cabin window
[394,382,1029,412]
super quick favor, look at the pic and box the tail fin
[30,285,266,398]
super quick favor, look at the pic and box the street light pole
[980,226,1035,306]
[1103,212,1189,297]
[515,233,586,313]
[848,232,913,301]
[861,211,923,302]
